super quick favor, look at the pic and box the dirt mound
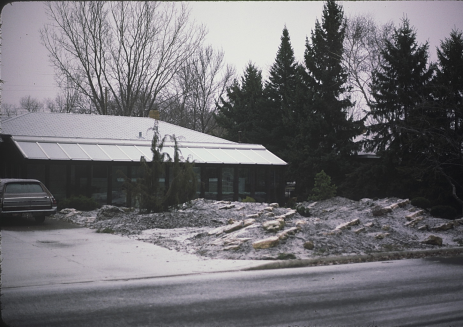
[53,197,463,261]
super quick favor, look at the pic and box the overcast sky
[2,1,463,107]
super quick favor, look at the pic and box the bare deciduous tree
[1,103,18,118]
[20,95,44,112]
[343,14,394,122]
[41,1,206,117]
[160,45,235,135]
[46,77,90,114]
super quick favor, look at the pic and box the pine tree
[294,0,363,195]
[425,30,463,212]
[215,63,269,145]
[309,170,337,201]
[436,30,463,133]
[367,18,435,161]
[264,27,302,158]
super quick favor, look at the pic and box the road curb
[245,247,463,271]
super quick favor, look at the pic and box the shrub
[241,196,256,203]
[296,205,311,217]
[126,123,197,213]
[308,170,337,201]
[430,205,457,219]
[59,195,100,211]
[411,197,431,209]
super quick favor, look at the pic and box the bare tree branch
[41,1,206,116]
[160,45,235,134]
[343,14,394,124]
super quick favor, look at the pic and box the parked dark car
[0,179,57,223]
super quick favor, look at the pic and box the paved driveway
[1,217,266,289]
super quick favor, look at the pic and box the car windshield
[5,183,44,194]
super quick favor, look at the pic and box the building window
[49,164,67,202]
[238,167,252,201]
[193,167,201,198]
[112,165,128,206]
[91,164,108,205]
[204,167,218,200]
[70,164,88,197]
[27,163,46,182]
[222,167,234,201]
[255,167,267,203]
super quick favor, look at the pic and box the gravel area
[52,197,463,261]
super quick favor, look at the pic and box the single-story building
[0,112,287,206]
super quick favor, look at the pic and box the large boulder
[96,205,124,220]
[405,216,423,227]
[375,233,390,239]
[262,218,285,232]
[283,210,297,219]
[335,218,360,230]
[372,200,410,216]
[222,237,251,251]
[209,218,256,235]
[421,235,443,246]
[371,206,389,217]
[303,241,314,250]
[223,218,256,233]
[277,227,300,240]
[405,210,424,221]
[252,236,280,249]
[219,204,235,210]
[223,221,244,233]
[432,222,454,232]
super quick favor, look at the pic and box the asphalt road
[3,255,463,327]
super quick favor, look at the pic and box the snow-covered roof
[1,113,287,165]
[1,112,232,144]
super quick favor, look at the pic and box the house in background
[0,112,287,206]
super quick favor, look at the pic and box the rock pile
[52,197,463,261]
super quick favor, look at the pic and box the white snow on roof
[1,113,287,165]
[1,112,234,144]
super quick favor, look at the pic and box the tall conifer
[215,63,269,145]
[265,26,302,159]
[294,0,362,195]
[436,30,463,133]
[367,18,435,162]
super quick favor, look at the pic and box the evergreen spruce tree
[294,0,363,196]
[215,63,269,145]
[436,30,463,134]
[367,18,435,162]
[264,26,303,159]
[309,170,337,201]
[425,30,463,212]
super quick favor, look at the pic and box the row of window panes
[25,163,272,206]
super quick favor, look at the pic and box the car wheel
[35,216,46,223]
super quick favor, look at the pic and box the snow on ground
[53,197,463,261]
